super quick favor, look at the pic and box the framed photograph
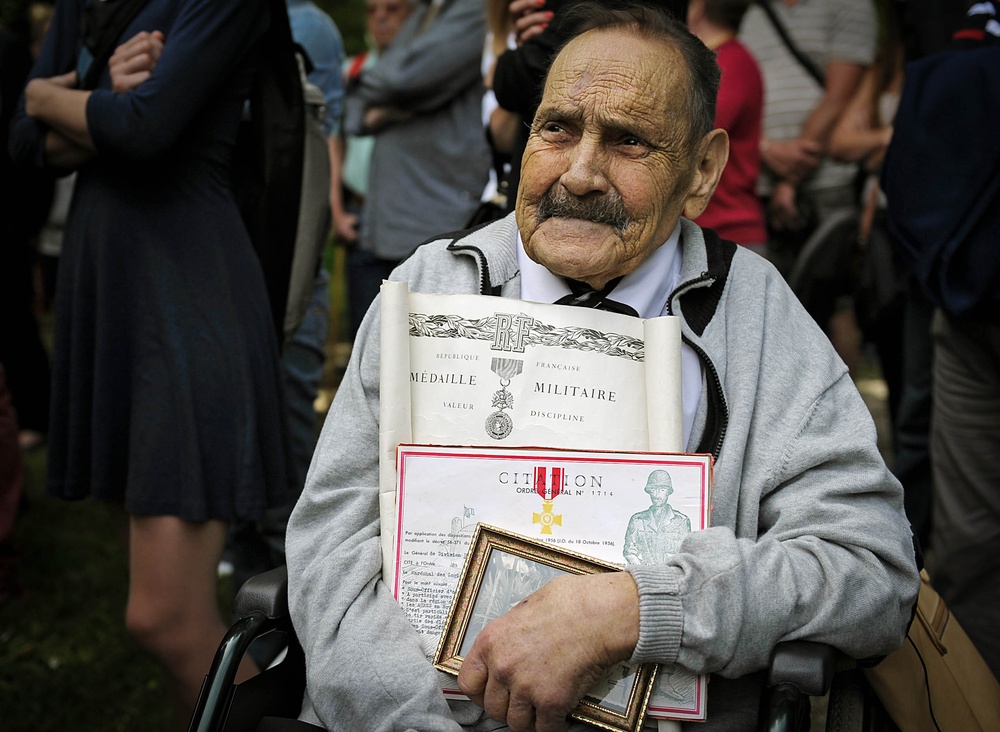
[434,524,658,732]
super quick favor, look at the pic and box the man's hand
[108,30,165,93]
[333,209,359,244]
[508,0,553,46]
[363,105,413,132]
[458,572,640,732]
[768,180,806,232]
[761,138,822,184]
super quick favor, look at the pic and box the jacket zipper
[667,273,729,461]
[446,242,497,296]
[684,336,728,460]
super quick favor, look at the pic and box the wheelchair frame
[189,565,889,732]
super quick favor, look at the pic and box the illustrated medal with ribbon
[532,466,564,535]
[485,357,523,440]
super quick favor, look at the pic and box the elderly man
[285,4,919,731]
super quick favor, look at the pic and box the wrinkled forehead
[541,28,688,126]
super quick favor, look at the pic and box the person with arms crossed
[337,0,414,336]
[9,0,293,722]
[340,0,490,335]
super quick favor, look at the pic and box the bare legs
[125,515,258,727]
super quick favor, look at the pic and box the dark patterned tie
[553,276,640,317]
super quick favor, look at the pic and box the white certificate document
[379,281,684,579]
[393,444,712,722]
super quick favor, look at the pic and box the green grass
[0,241,348,732]
[0,449,189,731]
[4,227,345,729]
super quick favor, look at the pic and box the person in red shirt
[688,0,767,251]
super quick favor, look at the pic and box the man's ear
[682,128,729,220]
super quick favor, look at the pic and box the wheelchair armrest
[190,566,300,732]
[767,641,837,697]
[234,565,289,620]
[760,642,837,732]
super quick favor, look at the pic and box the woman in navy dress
[9,0,291,718]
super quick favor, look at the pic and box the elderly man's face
[515,28,726,289]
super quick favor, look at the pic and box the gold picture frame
[433,523,658,732]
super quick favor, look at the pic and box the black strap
[79,0,154,89]
[756,0,825,87]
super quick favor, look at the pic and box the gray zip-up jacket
[286,214,919,731]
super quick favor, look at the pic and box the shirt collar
[516,222,684,319]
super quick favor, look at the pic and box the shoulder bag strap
[756,0,826,86]
[347,52,368,80]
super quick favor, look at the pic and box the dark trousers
[927,311,1000,679]
[345,247,399,339]
[892,286,935,548]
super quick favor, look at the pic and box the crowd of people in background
[1,0,998,725]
